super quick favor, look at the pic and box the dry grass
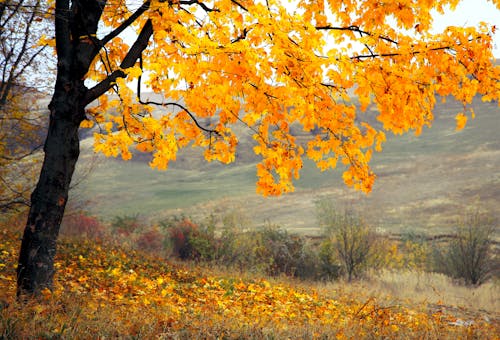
[2,221,499,339]
[312,270,499,319]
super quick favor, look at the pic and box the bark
[16,0,153,297]
[16,0,102,297]
[17,90,84,296]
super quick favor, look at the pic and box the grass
[1,220,498,339]
[72,96,499,238]
[316,270,499,317]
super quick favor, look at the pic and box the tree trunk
[15,0,104,298]
[17,85,85,297]
[15,0,152,297]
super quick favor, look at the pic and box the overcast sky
[434,0,499,57]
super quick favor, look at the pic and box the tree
[15,0,500,296]
[316,200,376,281]
[432,210,497,285]
[0,0,53,211]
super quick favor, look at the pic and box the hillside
[72,96,499,236]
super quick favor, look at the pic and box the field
[1,96,499,338]
[0,222,498,339]
[73,96,499,237]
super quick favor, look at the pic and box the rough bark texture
[17,99,83,296]
[16,0,102,297]
[16,0,153,297]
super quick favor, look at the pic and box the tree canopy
[11,0,500,296]
[78,0,500,195]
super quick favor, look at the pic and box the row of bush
[60,202,499,286]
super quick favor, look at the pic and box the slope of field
[73,97,499,236]
[0,226,498,338]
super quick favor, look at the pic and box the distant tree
[0,0,53,211]
[433,210,498,285]
[13,0,500,297]
[317,200,376,281]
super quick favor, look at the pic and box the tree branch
[100,0,151,46]
[84,19,153,105]
[179,0,219,12]
[230,0,248,12]
[350,45,452,60]
[316,25,398,45]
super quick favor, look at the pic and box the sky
[119,0,499,57]
[434,0,499,57]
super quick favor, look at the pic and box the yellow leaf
[80,119,94,128]
[455,113,467,131]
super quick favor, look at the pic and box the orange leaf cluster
[80,0,500,195]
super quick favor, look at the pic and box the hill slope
[73,97,499,236]
[0,226,498,338]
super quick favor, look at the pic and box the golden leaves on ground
[0,227,497,338]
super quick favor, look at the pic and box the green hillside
[72,96,499,236]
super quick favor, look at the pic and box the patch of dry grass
[313,270,499,318]
[1,222,499,339]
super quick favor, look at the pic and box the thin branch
[231,27,249,43]
[0,0,25,29]
[140,98,219,135]
[350,45,452,60]
[1,143,43,161]
[316,25,398,45]
[134,52,218,135]
[179,0,219,12]
[100,0,151,46]
[230,0,248,12]
[12,45,47,80]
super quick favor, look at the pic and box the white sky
[434,0,499,57]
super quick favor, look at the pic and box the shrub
[216,227,267,273]
[61,212,105,239]
[260,225,301,276]
[432,210,497,285]
[214,224,319,279]
[318,240,342,280]
[258,225,319,279]
[162,216,216,261]
[293,242,322,280]
[136,227,165,254]
[316,199,377,281]
[111,214,142,237]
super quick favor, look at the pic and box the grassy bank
[1,220,498,339]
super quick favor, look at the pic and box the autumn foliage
[76,0,500,196]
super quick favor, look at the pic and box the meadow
[0,217,498,339]
[73,97,499,237]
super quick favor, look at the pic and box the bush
[136,227,165,254]
[216,227,268,273]
[316,199,377,281]
[210,223,319,279]
[318,240,342,280]
[260,225,302,276]
[61,212,105,239]
[256,225,319,279]
[162,216,216,261]
[111,214,142,237]
[432,210,497,285]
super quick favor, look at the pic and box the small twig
[230,0,248,12]
[179,0,219,12]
